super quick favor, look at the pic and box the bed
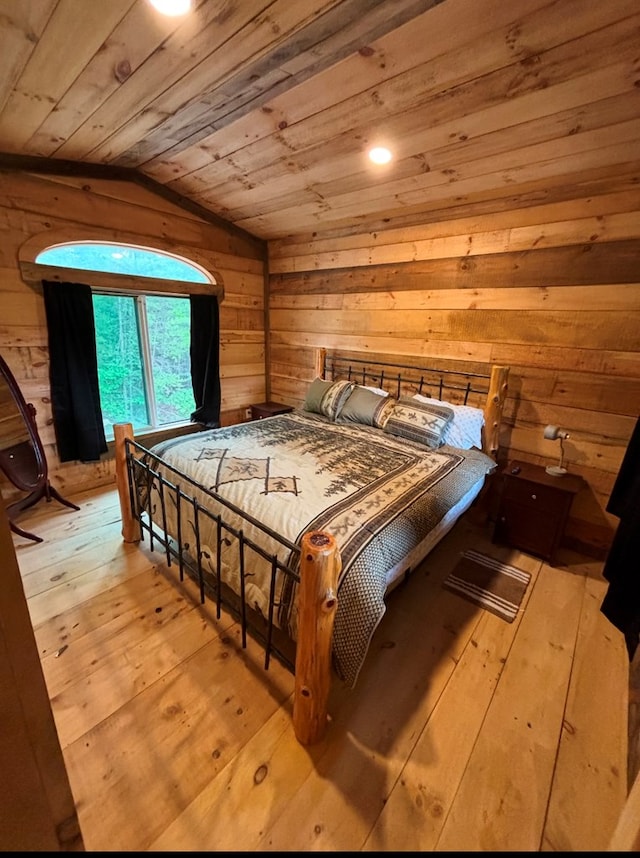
[114,348,509,744]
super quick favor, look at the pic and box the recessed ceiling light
[369,146,392,165]
[149,0,192,16]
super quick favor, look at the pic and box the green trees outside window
[92,293,194,434]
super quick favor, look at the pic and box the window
[36,241,210,282]
[36,242,216,437]
[92,292,193,434]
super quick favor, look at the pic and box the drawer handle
[531,493,537,500]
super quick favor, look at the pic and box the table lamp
[543,424,569,476]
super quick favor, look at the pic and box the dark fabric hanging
[600,415,640,660]
[189,294,221,428]
[42,280,108,463]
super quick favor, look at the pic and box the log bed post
[113,422,141,543]
[293,530,340,745]
[314,347,327,380]
[485,365,509,459]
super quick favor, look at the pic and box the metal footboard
[124,436,302,673]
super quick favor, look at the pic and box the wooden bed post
[293,530,340,745]
[113,422,141,543]
[485,365,509,459]
[314,347,327,380]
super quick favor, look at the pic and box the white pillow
[363,385,389,397]
[412,393,484,450]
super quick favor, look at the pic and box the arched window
[35,242,220,444]
[36,241,211,283]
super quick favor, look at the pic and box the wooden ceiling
[0,0,638,242]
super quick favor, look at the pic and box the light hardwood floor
[13,484,628,852]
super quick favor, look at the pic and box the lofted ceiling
[0,0,638,242]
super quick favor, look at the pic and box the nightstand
[493,460,584,565]
[250,401,294,420]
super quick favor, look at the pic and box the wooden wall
[267,186,640,557]
[0,169,267,498]
[2,166,638,557]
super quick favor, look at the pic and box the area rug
[442,549,531,623]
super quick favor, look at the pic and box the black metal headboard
[324,353,492,405]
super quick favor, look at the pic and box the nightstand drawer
[501,477,569,515]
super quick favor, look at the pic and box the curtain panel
[189,294,221,428]
[600,414,640,660]
[42,280,108,463]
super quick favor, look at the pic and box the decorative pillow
[383,398,454,448]
[412,393,485,450]
[303,377,355,421]
[338,385,396,428]
[303,377,333,413]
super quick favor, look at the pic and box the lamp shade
[544,424,569,441]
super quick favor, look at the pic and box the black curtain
[600,415,640,659]
[189,294,221,428]
[43,280,108,463]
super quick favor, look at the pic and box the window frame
[92,288,198,439]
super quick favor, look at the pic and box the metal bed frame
[114,348,509,744]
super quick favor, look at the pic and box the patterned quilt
[143,410,496,687]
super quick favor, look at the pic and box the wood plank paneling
[0,1,638,243]
[270,240,640,292]
[267,191,640,557]
[269,209,640,272]
[1,171,263,259]
[268,189,640,259]
[0,0,135,151]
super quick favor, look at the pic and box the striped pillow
[383,398,454,448]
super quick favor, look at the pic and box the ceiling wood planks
[0,0,637,240]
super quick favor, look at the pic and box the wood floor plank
[61,630,294,851]
[11,485,118,547]
[146,519,488,851]
[363,554,540,850]
[17,517,126,594]
[12,485,627,851]
[542,567,628,851]
[37,569,202,693]
[46,583,237,748]
[24,539,154,623]
[30,560,164,658]
[250,545,496,849]
[151,595,486,851]
[147,706,308,851]
[435,562,585,851]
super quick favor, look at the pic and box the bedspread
[142,411,496,686]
